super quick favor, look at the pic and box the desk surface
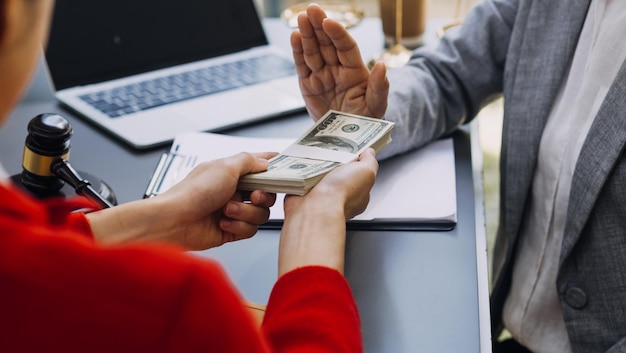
[0,18,491,353]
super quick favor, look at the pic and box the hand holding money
[238,110,394,195]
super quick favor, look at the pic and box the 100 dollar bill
[238,110,394,195]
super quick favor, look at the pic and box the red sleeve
[0,233,272,352]
[47,195,100,238]
[66,211,93,235]
[0,185,362,353]
[0,185,270,352]
[262,266,363,353]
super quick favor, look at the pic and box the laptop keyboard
[78,54,297,118]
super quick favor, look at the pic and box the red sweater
[0,183,362,352]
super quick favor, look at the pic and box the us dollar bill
[238,110,394,195]
[297,110,394,154]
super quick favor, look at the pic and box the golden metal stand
[369,0,412,69]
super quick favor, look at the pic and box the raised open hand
[291,4,389,121]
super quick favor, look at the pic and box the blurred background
[261,0,480,18]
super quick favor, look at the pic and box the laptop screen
[45,0,268,90]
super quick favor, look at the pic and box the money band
[22,146,69,176]
[283,144,357,163]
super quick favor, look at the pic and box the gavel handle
[51,159,114,209]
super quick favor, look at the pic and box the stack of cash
[238,110,395,195]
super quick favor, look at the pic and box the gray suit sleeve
[377,0,518,160]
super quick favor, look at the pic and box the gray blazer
[381,0,626,351]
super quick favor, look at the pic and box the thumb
[367,62,389,118]
[228,152,274,177]
[359,148,379,173]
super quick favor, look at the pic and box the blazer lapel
[501,0,591,245]
[560,59,626,263]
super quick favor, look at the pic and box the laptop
[44,0,305,149]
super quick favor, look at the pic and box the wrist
[279,198,347,276]
[87,196,176,246]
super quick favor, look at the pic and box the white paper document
[145,131,457,230]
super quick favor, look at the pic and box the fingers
[296,5,339,71]
[366,62,390,118]
[223,200,271,224]
[220,200,272,242]
[230,191,276,210]
[249,189,277,208]
[250,151,278,161]
[224,151,275,177]
[359,148,380,174]
[291,30,312,79]
[218,227,256,244]
[309,11,341,68]
[353,148,379,190]
[337,149,378,219]
[297,3,371,72]
[321,16,365,69]
[302,3,365,70]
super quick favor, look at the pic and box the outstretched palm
[290,4,389,121]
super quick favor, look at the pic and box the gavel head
[20,113,72,196]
